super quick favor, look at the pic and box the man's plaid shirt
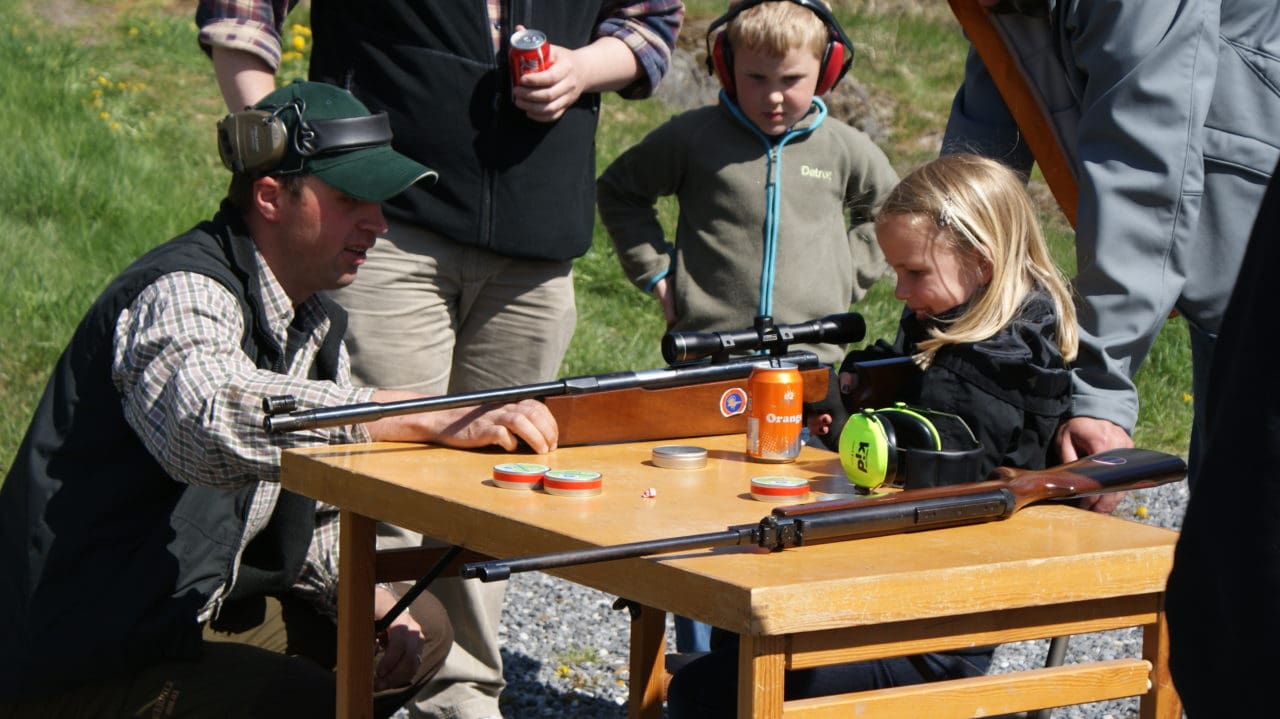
[111,247,374,620]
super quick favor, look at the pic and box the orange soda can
[509,28,553,87]
[746,361,803,462]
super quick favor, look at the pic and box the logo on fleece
[800,164,834,181]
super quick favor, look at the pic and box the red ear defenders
[838,403,984,491]
[705,0,855,98]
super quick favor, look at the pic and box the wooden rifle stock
[262,351,828,446]
[948,0,1078,227]
[461,448,1185,581]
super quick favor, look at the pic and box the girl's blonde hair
[877,153,1078,367]
[727,0,829,61]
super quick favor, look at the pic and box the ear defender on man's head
[705,0,855,98]
[838,403,984,491]
[216,98,394,176]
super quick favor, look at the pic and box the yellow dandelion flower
[291,34,306,51]
[97,75,110,86]
[109,121,121,131]
[99,111,110,120]
[91,88,103,98]
[117,81,128,90]
[293,24,312,37]
[128,27,139,37]
[1134,505,1149,520]
[555,665,571,677]
[1182,392,1193,403]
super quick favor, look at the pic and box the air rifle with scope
[262,313,868,446]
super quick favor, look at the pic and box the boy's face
[732,44,822,136]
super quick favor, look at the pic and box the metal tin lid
[492,462,549,490]
[543,469,603,497]
[652,445,708,469]
[750,476,810,502]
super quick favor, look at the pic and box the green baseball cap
[252,81,437,202]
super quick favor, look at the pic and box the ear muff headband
[705,0,855,98]
[216,100,393,176]
[838,403,982,491]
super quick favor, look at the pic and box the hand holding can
[509,28,554,88]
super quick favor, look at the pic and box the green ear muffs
[838,403,983,491]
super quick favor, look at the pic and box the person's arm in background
[197,0,295,109]
[1049,0,1217,471]
[597,116,689,328]
[840,131,898,304]
[515,0,684,122]
[944,0,1219,511]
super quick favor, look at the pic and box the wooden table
[281,435,1181,719]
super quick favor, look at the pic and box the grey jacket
[944,0,1280,431]
[598,96,898,365]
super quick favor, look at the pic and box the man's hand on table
[366,391,559,454]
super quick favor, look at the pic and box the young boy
[597,0,898,369]
[597,0,898,655]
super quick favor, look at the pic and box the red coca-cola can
[509,28,553,87]
[746,361,804,463]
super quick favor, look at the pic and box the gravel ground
[393,479,1189,719]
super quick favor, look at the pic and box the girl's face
[876,213,989,319]
[731,44,821,136]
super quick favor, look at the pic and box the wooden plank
[1141,603,1182,719]
[741,634,787,719]
[789,594,1160,668]
[781,659,1152,718]
[628,605,668,719]
[337,510,376,719]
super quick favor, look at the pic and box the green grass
[0,0,1191,475]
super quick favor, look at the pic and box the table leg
[338,510,376,719]
[738,634,785,719]
[628,604,667,719]
[1141,602,1182,719]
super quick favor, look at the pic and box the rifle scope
[662,313,866,364]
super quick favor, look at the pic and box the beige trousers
[329,219,577,719]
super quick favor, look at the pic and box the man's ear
[252,176,285,222]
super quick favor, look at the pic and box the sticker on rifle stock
[720,387,748,417]
[1090,455,1127,466]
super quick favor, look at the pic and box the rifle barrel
[462,527,755,582]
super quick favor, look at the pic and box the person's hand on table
[367,392,559,454]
